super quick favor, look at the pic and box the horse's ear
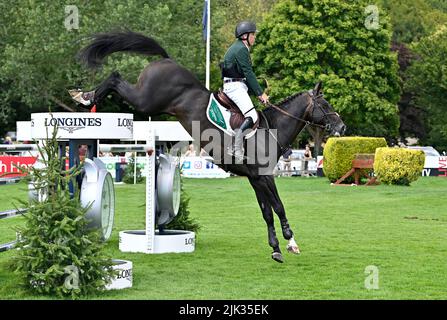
[313,81,322,95]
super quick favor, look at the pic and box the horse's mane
[278,92,307,107]
[263,91,306,114]
[261,91,307,127]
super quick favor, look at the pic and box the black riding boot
[233,117,253,163]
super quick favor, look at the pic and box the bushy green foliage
[374,147,425,185]
[253,0,400,139]
[10,129,114,298]
[377,0,447,44]
[123,156,144,184]
[405,25,447,152]
[323,137,387,182]
[0,0,204,135]
[166,177,200,234]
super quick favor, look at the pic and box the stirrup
[227,147,248,163]
[227,146,235,157]
[234,148,249,163]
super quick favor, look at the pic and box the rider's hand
[258,93,269,104]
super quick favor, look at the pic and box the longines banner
[30,113,134,140]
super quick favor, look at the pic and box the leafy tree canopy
[405,25,447,152]
[253,0,401,139]
[378,0,447,44]
[0,0,204,134]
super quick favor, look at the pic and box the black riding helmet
[235,21,257,38]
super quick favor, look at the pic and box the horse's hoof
[68,89,94,106]
[286,244,301,255]
[272,252,284,263]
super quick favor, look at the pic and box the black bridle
[307,91,341,133]
[265,91,340,132]
[262,91,341,156]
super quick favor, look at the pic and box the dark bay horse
[75,31,345,263]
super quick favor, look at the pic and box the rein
[265,93,327,130]
[261,91,338,156]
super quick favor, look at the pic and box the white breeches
[223,79,258,122]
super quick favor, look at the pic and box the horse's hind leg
[91,71,144,109]
[264,175,300,254]
[248,177,283,263]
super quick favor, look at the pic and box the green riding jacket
[223,39,263,97]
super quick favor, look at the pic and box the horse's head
[307,82,346,136]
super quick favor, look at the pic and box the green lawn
[0,176,446,299]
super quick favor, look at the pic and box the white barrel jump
[15,112,195,255]
[2,112,195,289]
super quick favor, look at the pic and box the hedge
[374,147,425,185]
[323,137,387,182]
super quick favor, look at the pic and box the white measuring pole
[145,127,156,253]
[134,139,137,185]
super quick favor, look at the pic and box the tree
[11,129,113,298]
[252,0,401,139]
[0,0,205,137]
[405,25,447,152]
[378,0,447,44]
[374,1,447,146]
[392,42,427,143]
[427,0,447,13]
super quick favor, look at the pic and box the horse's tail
[78,30,170,69]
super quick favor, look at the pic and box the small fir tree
[10,128,114,298]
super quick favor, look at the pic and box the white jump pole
[145,127,156,253]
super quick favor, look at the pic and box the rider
[221,21,269,162]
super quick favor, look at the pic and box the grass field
[0,176,446,300]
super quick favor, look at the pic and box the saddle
[214,90,260,131]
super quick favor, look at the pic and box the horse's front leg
[264,175,300,254]
[248,177,283,263]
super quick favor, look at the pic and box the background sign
[29,113,133,140]
[0,156,37,178]
[180,157,230,178]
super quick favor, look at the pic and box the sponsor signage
[30,113,134,140]
[180,156,230,178]
[105,260,133,290]
[422,156,447,176]
[98,156,148,179]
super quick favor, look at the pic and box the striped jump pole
[0,208,27,220]
[99,144,153,154]
[0,144,38,152]
[0,240,17,253]
[0,210,25,252]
